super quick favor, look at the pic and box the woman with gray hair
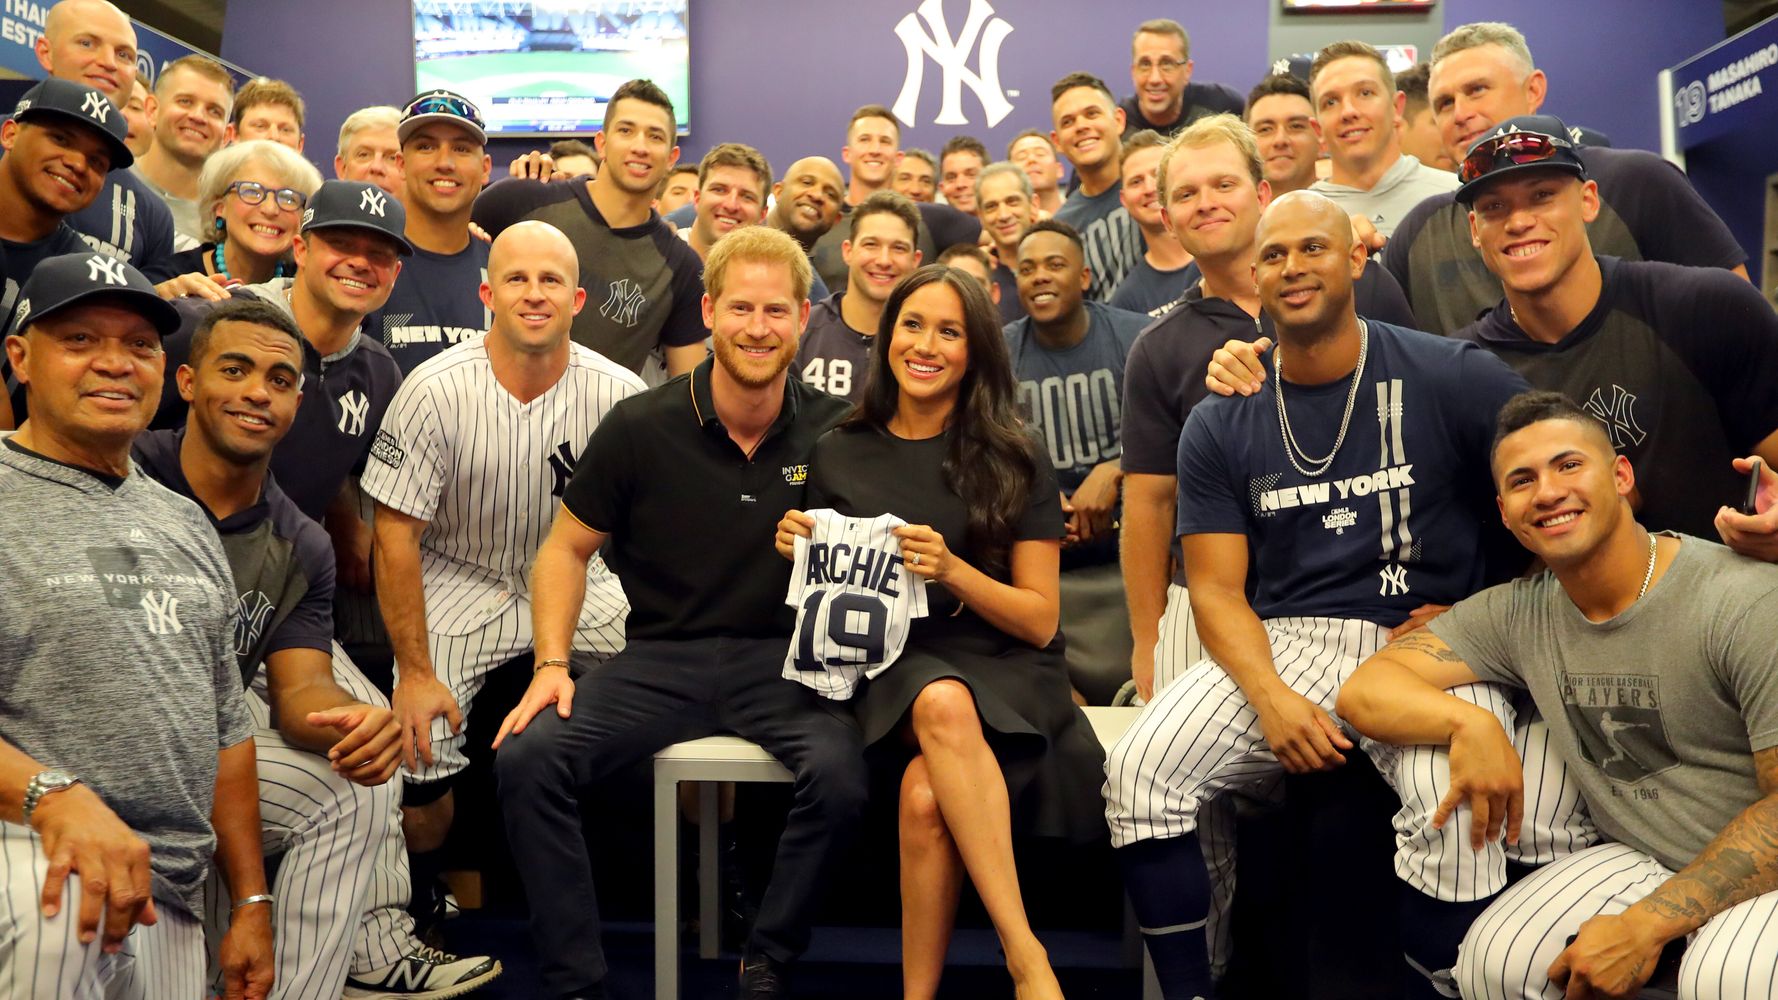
[159,139,324,300]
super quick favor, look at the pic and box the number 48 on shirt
[782,510,930,700]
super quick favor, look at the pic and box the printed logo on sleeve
[370,429,405,469]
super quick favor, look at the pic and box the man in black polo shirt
[493,225,863,1000]
[1385,22,1745,335]
[1122,115,1413,700]
[472,78,706,382]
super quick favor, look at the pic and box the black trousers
[495,636,868,994]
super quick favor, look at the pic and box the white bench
[651,704,1146,1000]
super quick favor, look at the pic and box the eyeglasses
[403,92,485,130]
[1458,132,1572,185]
[1133,57,1186,76]
[226,180,307,212]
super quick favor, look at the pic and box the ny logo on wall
[893,0,1016,128]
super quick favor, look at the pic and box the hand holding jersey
[779,509,930,700]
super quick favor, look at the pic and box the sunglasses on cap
[403,92,484,129]
[1458,131,1574,185]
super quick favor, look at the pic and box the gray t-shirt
[1430,535,1778,870]
[1053,182,1143,302]
[0,438,252,917]
[130,165,204,250]
[1312,154,1459,239]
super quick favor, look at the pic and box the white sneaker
[342,946,502,998]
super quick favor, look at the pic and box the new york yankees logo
[234,591,276,657]
[547,441,576,498]
[337,390,370,436]
[141,590,183,635]
[1378,563,1408,596]
[1584,384,1647,449]
[80,91,111,123]
[360,188,388,217]
[86,255,127,286]
[600,278,647,328]
[893,0,1016,128]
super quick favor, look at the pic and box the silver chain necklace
[1273,321,1369,478]
[1636,532,1658,602]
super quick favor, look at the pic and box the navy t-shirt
[794,291,873,405]
[992,263,1025,323]
[1107,257,1193,318]
[811,200,983,296]
[1053,182,1143,302]
[68,171,182,282]
[364,240,492,374]
[1123,262,1415,587]
[472,178,705,375]
[1386,146,1745,336]
[1117,82,1245,141]
[2,226,109,418]
[134,428,336,686]
[153,282,405,521]
[1456,256,1778,538]
[1177,322,1528,625]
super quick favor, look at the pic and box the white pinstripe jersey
[360,335,645,636]
[783,509,929,700]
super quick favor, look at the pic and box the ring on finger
[910,553,922,566]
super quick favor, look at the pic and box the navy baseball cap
[1455,115,1588,205]
[12,252,181,337]
[9,77,134,171]
[398,89,486,146]
[300,180,414,256]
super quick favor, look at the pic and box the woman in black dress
[775,264,1103,1000]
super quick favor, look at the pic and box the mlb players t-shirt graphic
[1560,672,1680,783]
[783,509,930,700]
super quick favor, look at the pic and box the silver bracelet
[233,894,275,910]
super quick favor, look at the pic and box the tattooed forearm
[1632,781,1778,936]
[1388,631,1465,663]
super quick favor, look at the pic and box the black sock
[1117,834,1215,1000]
[1399,886,1495,999]
[407,846,447,922]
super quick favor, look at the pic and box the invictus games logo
[782,464,808,485]
[892,0,1016,128]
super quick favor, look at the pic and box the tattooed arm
[1337,630,1493,745]
[1549,747,1778,996]
[1337,630,1527,849]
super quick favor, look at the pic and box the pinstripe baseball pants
[0,820,205,999]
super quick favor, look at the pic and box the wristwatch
[22,770,80,825]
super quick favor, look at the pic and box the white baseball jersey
[360,335,644,636]
[783,509,929,700]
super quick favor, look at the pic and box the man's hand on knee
[1436,711,1525,850]
[1548,911,1664,999]
[393,675,463,771]
[1254,685,1352,773]
[31,784,158,950]
[492,665,575,750]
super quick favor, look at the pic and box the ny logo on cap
[1490,123,1525,141]
[81,92,110,123]
[12,99,29,114]
[360,188,388,218]
[1272,58,1292,75]
[302,207,315,227]
[86,255,127,286]
[14,297,30,327]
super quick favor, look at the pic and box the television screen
[1283,0,1434,11]
[413,0,689,136]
